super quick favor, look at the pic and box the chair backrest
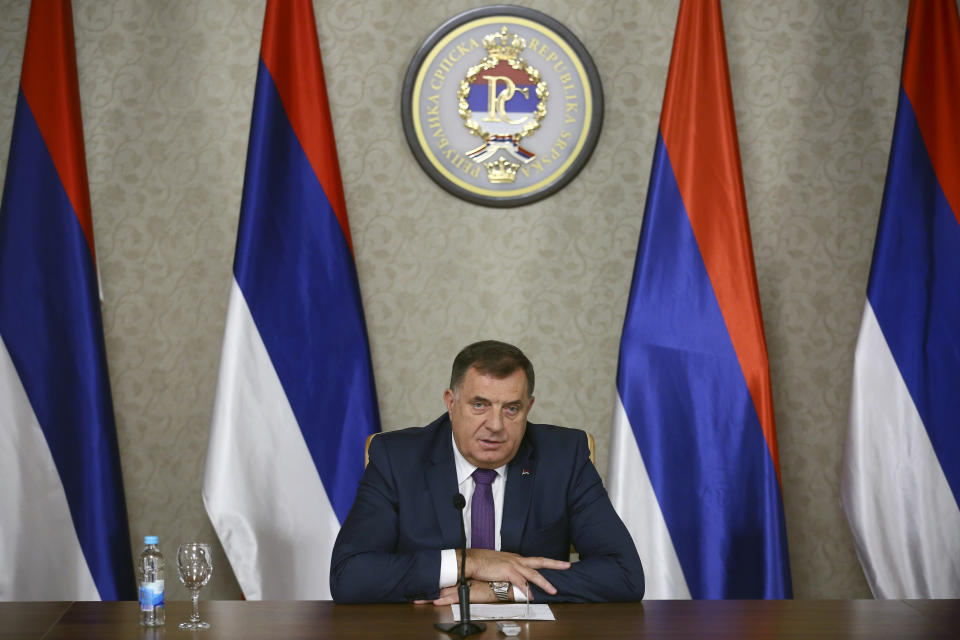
[364,432,377,467]
[364,431,595,467]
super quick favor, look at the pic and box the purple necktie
[471,468,497,550]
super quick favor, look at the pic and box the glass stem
[191,589,200,622]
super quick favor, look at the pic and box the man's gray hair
[449,340,535,397]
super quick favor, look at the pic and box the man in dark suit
[330,340,644,604]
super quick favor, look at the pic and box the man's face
[445,365,534,469]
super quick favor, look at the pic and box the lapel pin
[521,468,531,476]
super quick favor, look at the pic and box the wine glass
[177,542,213,630]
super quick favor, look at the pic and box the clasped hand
[414,549,571,606]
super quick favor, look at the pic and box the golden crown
[483,26,526,60]
[485,157,520,183]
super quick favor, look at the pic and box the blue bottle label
[139,580,164,611]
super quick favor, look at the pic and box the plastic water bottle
[138,535,165,626]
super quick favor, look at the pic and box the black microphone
[434,493,485,638]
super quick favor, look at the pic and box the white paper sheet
[451,604,555,621]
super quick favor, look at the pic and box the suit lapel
[425,417,461,548]
[501,430,535,553]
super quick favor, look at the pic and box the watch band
[489,581,511,602]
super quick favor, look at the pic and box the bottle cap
[144,535,159,545]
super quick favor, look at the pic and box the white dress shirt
[438,433,526,601]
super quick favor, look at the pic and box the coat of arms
[458,27,548,184]
[402,6,603,207]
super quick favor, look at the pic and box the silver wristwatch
[489,581,511,602]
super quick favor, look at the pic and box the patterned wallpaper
[0,0,909,600]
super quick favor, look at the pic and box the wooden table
[1,599,957,639]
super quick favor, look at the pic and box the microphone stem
[459,500,471,623]
[458,580,470,624]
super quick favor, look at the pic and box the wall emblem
[402,6,604,207]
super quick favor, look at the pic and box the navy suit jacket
[330,414,644,603]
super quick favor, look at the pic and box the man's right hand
[458,549,571,596]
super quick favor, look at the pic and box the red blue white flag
[0,0,135,600]
[608,0,792,599]
[841,0,960,598]
[202,0,380,600]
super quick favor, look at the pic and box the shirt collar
[451,431,507,485]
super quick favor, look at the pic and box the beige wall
[1,0,909,600]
